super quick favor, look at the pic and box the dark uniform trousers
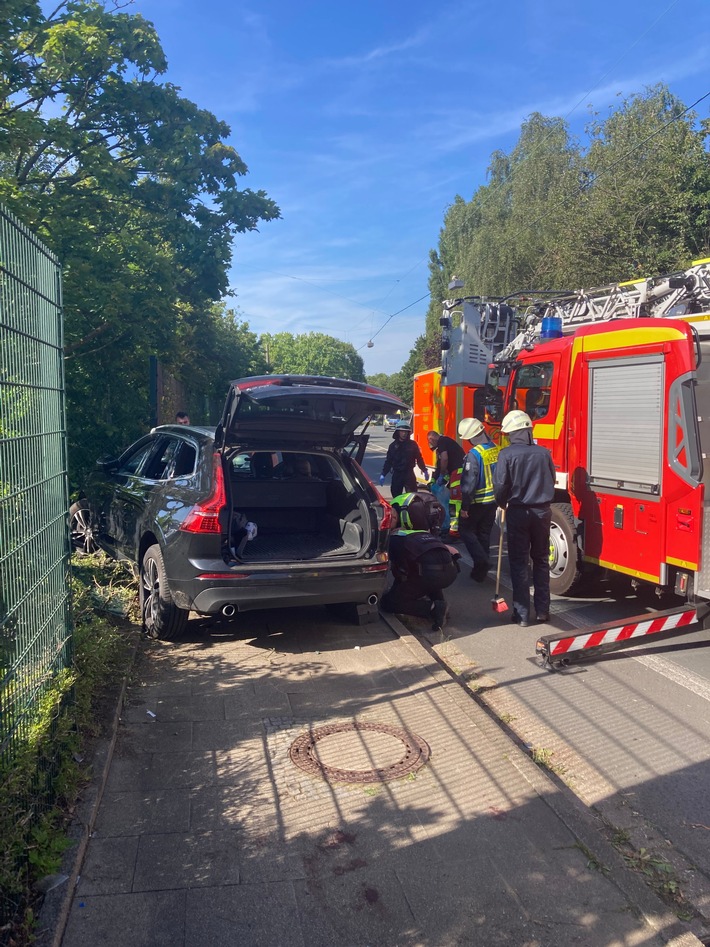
[459,502,496,571]
[381,571,446,619]
[505,504,552,622]
[381,534,459,620]
[391,470,417,500]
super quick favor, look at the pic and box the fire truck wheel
[549,503,583,595]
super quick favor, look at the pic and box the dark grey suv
[70,375,407,639]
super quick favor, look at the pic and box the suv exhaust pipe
[221,604,236,617]
[367,594,378,606]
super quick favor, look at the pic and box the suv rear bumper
[174,565,390,614]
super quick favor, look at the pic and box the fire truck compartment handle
[691,325,702,367]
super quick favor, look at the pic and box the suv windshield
[237,396,353,424]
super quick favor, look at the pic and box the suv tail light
[180,453,226,534]
[375,493,395,531]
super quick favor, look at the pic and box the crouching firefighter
[381,493,461,631]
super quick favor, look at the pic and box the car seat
[252,452,274,479]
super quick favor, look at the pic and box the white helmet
[501,410,533,434]
[458,417,484,440]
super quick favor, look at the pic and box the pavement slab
[184,883,303,947]
[45,609,704,947]
[61,890,186,947]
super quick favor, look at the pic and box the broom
[491,508,508,613]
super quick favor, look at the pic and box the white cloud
[321,28,430,69]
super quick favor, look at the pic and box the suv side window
[172,442,197,478]
[117,441,156,476]
[143,437,193,481]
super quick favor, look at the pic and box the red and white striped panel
[548,608,699,657]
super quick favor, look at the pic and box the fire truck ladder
[536,602,710,671]
[496,258,710,362]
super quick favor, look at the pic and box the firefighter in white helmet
[457,417,500,582]
[492,410,556,627]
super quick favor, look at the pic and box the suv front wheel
[69,499,99,555]
[140,543,189,640]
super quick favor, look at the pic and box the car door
[344,433,369,465]
[107,436,169,561]
[92,438,154,557]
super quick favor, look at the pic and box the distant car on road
[70,375,407,640]
[383,416,400,431]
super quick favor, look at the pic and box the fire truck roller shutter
[588,355,663,494]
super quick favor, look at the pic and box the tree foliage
[405,85,710,406]
[174,302,267,405]
[262,332,365,381]
[365,338,428,407]
[0,0,279,484]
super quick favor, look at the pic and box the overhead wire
[231,0,691,356]
[359,86,710,352]
[358,0,688,349]
[356,294,431,351]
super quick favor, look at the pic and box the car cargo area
[225,450,372,562]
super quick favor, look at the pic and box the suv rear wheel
[140,543,189,640]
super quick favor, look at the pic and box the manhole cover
[288,721,430,784]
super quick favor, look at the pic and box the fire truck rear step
[536,603,710,670]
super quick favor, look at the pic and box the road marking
[449,538,710,700]
[549,601,710,701]
[631,653,710,703]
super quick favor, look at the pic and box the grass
[530,744,568,777]
[0,552,139,944]
[611,838,695,916]
[531,745,554,768]
[574,841,610,875]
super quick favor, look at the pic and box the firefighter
[382,493,460,631]
[379,420,429,498]
[492,410,556,627]
[457,417,500,582]
[426,430,466,538]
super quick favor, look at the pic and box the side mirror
[96,457,118,473]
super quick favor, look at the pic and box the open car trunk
[224,450,373,563]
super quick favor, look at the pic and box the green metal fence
[0,205,70,777]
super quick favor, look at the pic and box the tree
[0,0,279,484]
[366,342,427,407]
[558,85,710,284]
[366,373,390,390]
[262,332,365,381]
[405,85,710,383]
[171,302,268,410]
[365,370,413,406]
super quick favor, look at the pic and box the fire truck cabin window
[512,362,554,421]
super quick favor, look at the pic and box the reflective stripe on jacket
[471,443,500,504]
[448,466,463,500]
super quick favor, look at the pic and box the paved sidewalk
[42,605,700,947]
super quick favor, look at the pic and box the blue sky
[130,0,710,375]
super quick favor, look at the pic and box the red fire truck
[419,262,710,664]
